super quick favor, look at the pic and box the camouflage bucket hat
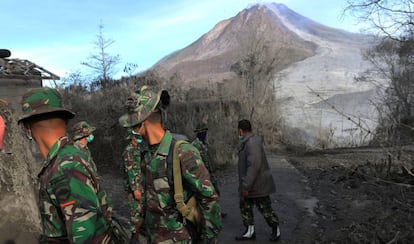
[118,92,142,128]
[194,122,208,133]
[119,86,169,128]
[72,121,96,140]
[18,88,75,124]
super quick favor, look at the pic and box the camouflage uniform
[122,136,144,234]
[119,87,222,243]
[191,138,213,173]
[18,88,113,243]
[72,121,98,173]
[141,131,221,243]
[239,196,279,227]
[191,138,220,195]
[37,136,113,243]
[119,93,146,237]
[73,140,97,170]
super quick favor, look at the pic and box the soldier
[121,128,145,243]
[71,120,98,172]
[235,119,281,242]
[18,88,113,243]
[192,123,227,218]
[119,86,222,243]
[119,93,146,243]
[192,123,215,174]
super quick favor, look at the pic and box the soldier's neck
[37,133,65,158]
[146,125,165,146]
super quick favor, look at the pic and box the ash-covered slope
[155,3,317,85]
[155,2,380,146]
[265,3,380,146]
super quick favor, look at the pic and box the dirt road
[5,147,411,243]
[102,153,319,243]
[102,146,414,243]
[217,154,317,243]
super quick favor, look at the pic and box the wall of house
[0,78,42,114]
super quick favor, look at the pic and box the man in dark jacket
[235,119,281,242]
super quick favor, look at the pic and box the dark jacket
[238,133,276,198]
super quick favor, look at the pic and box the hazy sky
[1,0,363,80]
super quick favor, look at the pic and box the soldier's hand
[129,232,140,244]
[134,218,144,234]
[133,190,142,200]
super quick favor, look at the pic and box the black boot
[270,225,281,242]
[235,225,256,241]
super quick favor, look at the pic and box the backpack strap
[166,137,177,186]
[171,140,200,224]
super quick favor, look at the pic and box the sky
[1,0,364,81]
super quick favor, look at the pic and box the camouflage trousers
[127,193,141,233]
[239,196,279,227]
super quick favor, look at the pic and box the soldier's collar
[152,130,172,157]
[38,136,70,177]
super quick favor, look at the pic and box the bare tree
[230,14,285,121]
[82,23,120,87]
[345,0,414,41]
[346,1,414,144]
[345,1,414,186]
[229,11,287,146]
[123,62,138,77]
[367,38,414,144]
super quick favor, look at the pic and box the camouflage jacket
[122,140,143,193]
[38,136,112,243]
[73,140,98,175]
[191,138,215,173]
[140,131,222,243]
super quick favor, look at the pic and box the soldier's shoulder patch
[60,200,76,208]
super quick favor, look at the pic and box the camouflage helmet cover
[194,122,208,133]
[118,92,142,128]
[119,86,169,128]
[71,121,96,140]
[18,88,75,124]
